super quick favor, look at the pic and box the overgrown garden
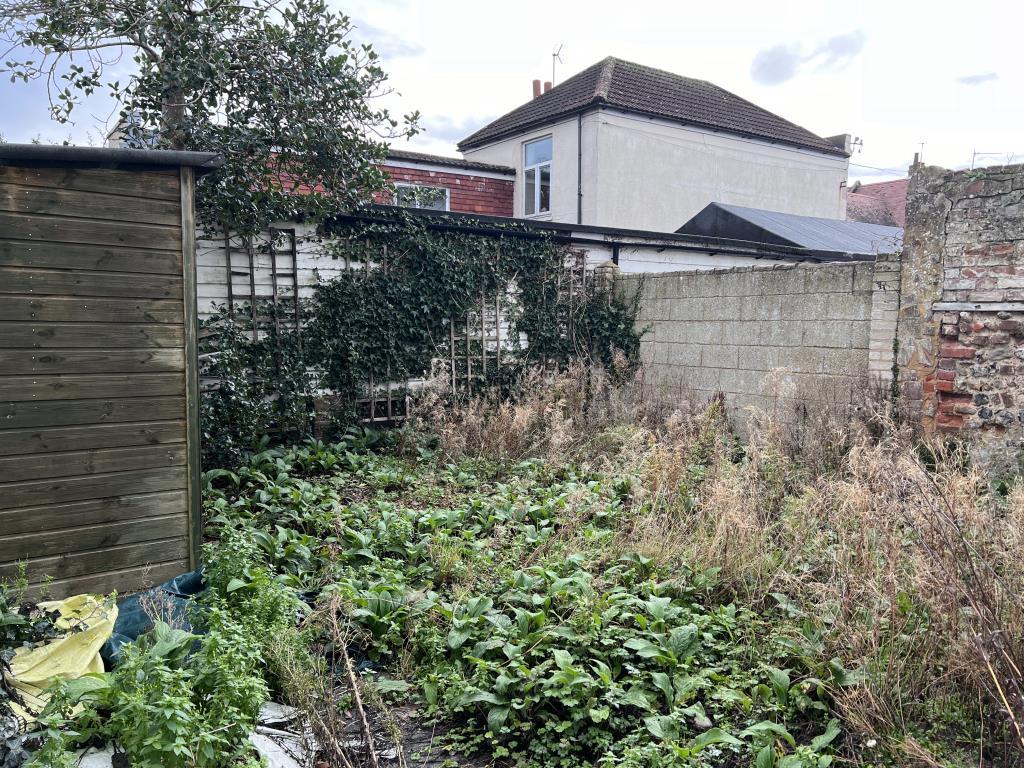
[1,1,1020,764]
[4,365,1022,767]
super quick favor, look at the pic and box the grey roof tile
[386,148,514,175]
[458,57,847,157]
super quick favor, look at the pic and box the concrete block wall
[620,161,1024,471]
[619,260,895,419]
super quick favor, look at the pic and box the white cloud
[751,30,866,85]
[958,72,998,85]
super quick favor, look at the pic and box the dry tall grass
[421,363,1024,766]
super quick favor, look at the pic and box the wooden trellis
[214,225,591,427]
[220,226,301,339]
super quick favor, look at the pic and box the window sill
[524,212,553,221]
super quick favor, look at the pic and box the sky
[2,0,1021,183]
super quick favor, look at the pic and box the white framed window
[393,183,450,211]
[523,136,551,216]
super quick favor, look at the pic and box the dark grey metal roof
[0,144,223,174]
[677,202,902,256]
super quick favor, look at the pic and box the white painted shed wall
[195,221,779,320]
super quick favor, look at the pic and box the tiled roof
[458,57,847,157]
[847,178,908,227]
[386,148,514,175]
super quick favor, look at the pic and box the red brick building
[379,149,514,217]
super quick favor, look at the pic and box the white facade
[462,107,849,233]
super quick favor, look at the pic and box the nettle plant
[199,209,643,467]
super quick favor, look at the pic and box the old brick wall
[377,164,514,217]
[898,162,1024,469]
[618,260,899,419]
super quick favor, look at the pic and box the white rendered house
[459,57,850,232]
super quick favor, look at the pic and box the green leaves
[7,0,417,233]
[689,727,743,752]
[644,714,678,742]
[809,719,842,751]
[624,623,699,666]
[667,624,700,659]
[188,447,854,768]
[373,678,411,695]
[766,666,792,707]
[741,720,796,748]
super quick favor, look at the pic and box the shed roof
[458,57,847,157]
[677,202,902,256]
[0,144,223,173]
[333,204,854,264]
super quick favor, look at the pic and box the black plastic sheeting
[100,570,205,667]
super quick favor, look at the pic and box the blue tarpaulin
[100,570,205,666]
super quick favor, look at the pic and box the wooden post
[480,288,486,378]
[368,372,375,423]
[223,226,234,318]
[180,166,202,571]
[289,229,301,343]
[465,313,471,391]
[246,237,257,341]
[269,229,281,339]
[449,317,456,396]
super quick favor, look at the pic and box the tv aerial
[552,44,564,84]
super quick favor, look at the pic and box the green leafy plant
[194,441,851,768]
[1,0,417,233]
[198,210,645,468]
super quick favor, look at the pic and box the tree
[1,0,418,231]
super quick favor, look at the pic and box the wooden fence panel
[0,159,198,599]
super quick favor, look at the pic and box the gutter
[0,143,224,173]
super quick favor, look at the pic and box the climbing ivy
[199,209,643,467]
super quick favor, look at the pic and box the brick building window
[394,183,450,211]
[523,137,551,216]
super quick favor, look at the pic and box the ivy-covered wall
[198,209,642,467]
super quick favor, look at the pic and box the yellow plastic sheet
[3,594,117,724]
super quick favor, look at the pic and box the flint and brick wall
[619,259,900,418]
[898,162,1024,469]
[378,164,514,217]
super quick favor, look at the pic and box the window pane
[395,185,447,211]
[524,137,552,166]
[539,165,551,213]
[524,168,536,215]
[420,188,448,210]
